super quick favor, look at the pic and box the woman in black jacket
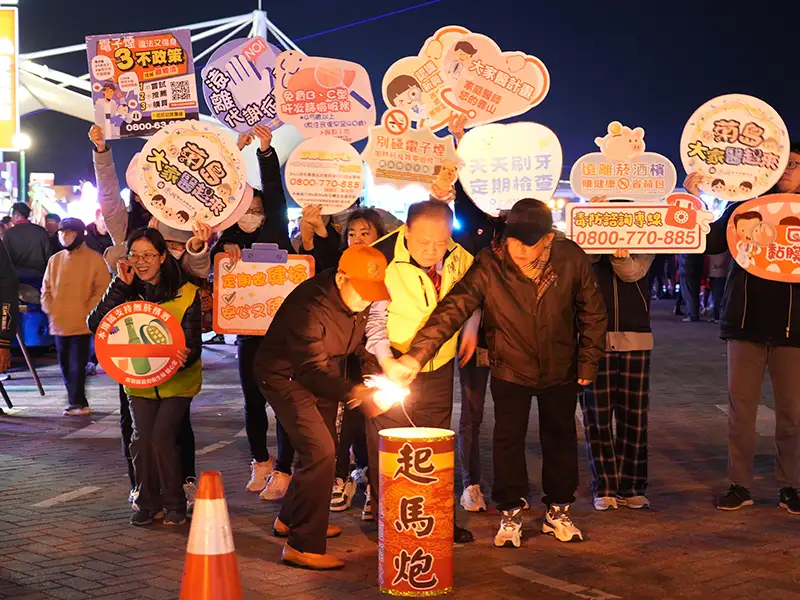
[210,125,296,502]
[88,228,202,526]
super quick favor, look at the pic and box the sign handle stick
[16,332,44,397]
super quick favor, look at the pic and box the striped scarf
[518,237,556,303]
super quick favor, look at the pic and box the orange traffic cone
[180,471,243,600]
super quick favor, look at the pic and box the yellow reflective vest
[125,283,203,399]
[375,226,473,373]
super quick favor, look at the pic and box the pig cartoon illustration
[595,121,646,162]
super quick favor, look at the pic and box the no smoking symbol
[385,110,409,135]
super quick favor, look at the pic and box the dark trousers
[710,277,726,321]
[263,376,338,555]
[680,269,701,320]
[367,360,455,512]
[129,395,192,512]
[239,336,295,471]
[458,355,490,487]
[121,384,195,487]
[490,378,579,510]
[336,406,368,480]
[580,351,650,497]
[55,335,90,408]
[120,385,135,489]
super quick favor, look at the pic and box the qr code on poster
[169,79,192,101]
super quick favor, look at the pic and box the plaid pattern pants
[580,351,651,497]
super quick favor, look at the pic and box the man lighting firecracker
[365,199,478,544]
[395,199,607,548]
[254,245,391,571]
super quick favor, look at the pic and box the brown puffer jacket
[407,236,608,389]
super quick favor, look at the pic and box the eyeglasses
[127,252,159,263]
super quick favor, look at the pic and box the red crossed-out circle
[94,301,186,389]
[384,109,410,135]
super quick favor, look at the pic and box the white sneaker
[351,467,369,488]
[246,457,275,493]
[460,484,487,512]
[542,504,584,542]
[362,485,374,521]
[183,478,197,513]
[593,496,618,511]
[259,471,292,501]
[330,477,357,512]
[63,406,91,416]
[618,495,650,509]
[494,508,523,548]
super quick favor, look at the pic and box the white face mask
[168,248,185,261]
[238,214,264,233]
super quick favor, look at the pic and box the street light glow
[12,132,31,151]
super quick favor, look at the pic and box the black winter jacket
[408,237,608,388]
[591,255,652,333]
[452,180,503,256]
[87,276,203,370]
[211,148,293,259]
[707,201,800,347]
[85,223,114,256]
[255,270,373,401]
[0,239,19,349]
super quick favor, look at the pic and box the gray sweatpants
[727,340,800,488]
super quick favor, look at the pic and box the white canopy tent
[17,10,306,187]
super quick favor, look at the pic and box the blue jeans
[55,335,90,408]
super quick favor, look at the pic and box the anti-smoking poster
[86,29,199,140]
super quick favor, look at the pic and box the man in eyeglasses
[687,141,800,515]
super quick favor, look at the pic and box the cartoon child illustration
[447,41,478,80]
[94,82,121,140]
[430,160,460,201]
[162,206,176,221]
[711,179,726,195]
[386,74,426,118]
[175,211,190,225]
[739,181,754,198]
[733,210,763,268]
[151,195,167,211]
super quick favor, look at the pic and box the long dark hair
[126,227,182,301]
[341,208,388,248]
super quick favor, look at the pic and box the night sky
[18,0,800,187]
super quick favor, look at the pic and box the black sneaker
[717,484,754,511]
[779,487,800,515]
[163,510,187,525]
[454,524,474,544]
[130,510,155,526]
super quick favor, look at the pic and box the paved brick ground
[1,300,799,599]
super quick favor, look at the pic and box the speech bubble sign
[457,122,562,217]
[201,36,282,134]
[726,193,800,282]
[91,55,114,80]
[361,110,461,193]
[139,120,247,230]
[680,94,790,202]
[117,72,139,93]
[285,137,364,215]
[439,31,549,129]
[275,50,376,143]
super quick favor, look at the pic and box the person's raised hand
[237,132,254,151]
[223,243,242,266]
[683,172,705,197]
[89,125,107,153]
[613,249,631,259]
[253,125,273,152]
[448,113,467,143]
[116,259,135,285]
[589,195,608,203]
[176,347,191,367]
[301,205,327,237]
